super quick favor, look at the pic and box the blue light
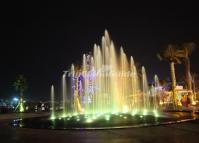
[13,97,19,102]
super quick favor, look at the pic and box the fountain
[50,85,55,119]
[58,30,159,116]
[12,30,199,129]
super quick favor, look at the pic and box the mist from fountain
[50,85,55,119]
[53,30,162,119]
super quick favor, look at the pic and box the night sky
[0,1,199,100]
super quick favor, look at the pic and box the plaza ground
[0,113,199,143]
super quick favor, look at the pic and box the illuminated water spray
[62,73,67,117]
[50,85,55,119]
[50,30,162,119]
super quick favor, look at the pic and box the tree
[14,74,28,112]
[181,43,195,93]
[191,73,198,102]
[157,44,184,106]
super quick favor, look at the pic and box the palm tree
[157,44,184,106]
[181,43,195,93]
[14,74,28,112]
[192,73,198,102]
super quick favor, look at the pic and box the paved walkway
[0,113,199,143]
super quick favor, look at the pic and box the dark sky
[0,1,199,100]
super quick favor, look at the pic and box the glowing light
[105,115,110,121]
[159,101,163,105]
[86,118,93,123]
[112,112,119,115]
[13,97,19,102]
[153,109,159,117]
[50,116,56,120]
[177,102,182,106]
[19,102,24,112]
[62,114,67,118]
[192,101,196,105]
[131,109,138,116]
[92,116,97,120]
[123,105,129,113]
[143,109,147,115]
[49,30,164,122]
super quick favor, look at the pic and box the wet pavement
[0,113,199,143]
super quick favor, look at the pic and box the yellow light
[153,109,159,117]
[105,115,110,121]
[62,114,67,118]
[131,109,138,116]
[86,118,93,123]
[50,116,56,120]
[159,101,163,105]
[123,105,129,113]
[143,109,147,115]
[192,101,196,105]
[19,102,24,112]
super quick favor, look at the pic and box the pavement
[0,113,199,143]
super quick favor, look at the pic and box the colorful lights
[49,30,166,128]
